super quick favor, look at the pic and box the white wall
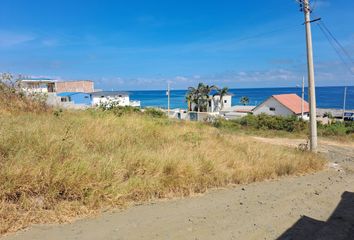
[92,95,130,106]
[22,83,49,93]
[210,95,232,112]
[189,95,232,112]
[253,97,294,116]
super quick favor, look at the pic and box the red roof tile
[272,94,309,114]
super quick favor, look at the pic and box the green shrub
[318,121,354,136]
[96,104,141,117]
[236,114,307,132]
[144,108,167,118]
[112,106,141,117]
[213,118,241,130]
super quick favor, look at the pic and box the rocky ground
[2,137,354,240]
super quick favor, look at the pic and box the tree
[186,83,217,112]
[186,86,198,111]
[240,96,249,106]
[213,87,229,111]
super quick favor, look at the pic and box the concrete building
[190,94,232,113]
[57,92,92,106]
[91,91,140,107]
[220,105,255,120]
[20,79,56,93]
[253,94,309,118]
[19,79,94,94]
[56,80,94,93]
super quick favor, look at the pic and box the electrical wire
[316,22,354,75]
[320,21,354,63]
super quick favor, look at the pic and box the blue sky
[0,0,353,90]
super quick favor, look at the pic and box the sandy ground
[2,137,354,240]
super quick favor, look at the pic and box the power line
[316,22,354,75]
[320,21,354,64]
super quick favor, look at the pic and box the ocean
[129,86,354,110]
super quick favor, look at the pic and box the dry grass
[0,110,326,235]
[0,84,49,115]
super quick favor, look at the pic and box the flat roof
[91,91,129,96]
[56,80,93,83]
[57,92,91,97]
[20,79,57,83]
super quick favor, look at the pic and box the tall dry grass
[0,83,49,115]
[0,110,326,234]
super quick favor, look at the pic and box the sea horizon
[128,85,354,110]
[111,85,354,92]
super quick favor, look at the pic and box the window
[224,100,227,103]
[61,97,69,102]
[269,107,275,111]
[209,101,212,107]
[84,96,89,98]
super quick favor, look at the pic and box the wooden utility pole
[300,0,318,151]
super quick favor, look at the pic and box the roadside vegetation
[0,82,326,235]
[213,114,354,141]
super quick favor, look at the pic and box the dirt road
[3,138,354,240]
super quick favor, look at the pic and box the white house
[209,94,232,112]
[20,79,57,93]
[190,94,232,112]
[252,94,309,118]
[91,91,140,107]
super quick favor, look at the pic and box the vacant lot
[0,109,327,235]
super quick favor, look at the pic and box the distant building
[57,92,92,106]
[252,94,309,117]
[91,91,140,107]
[19,79,94,94]
[20,79,141,108]
[190,94,232,112]
[221,105,255,119]
[56,80,94,93]
[20,79,56,93]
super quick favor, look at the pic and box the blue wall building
[57,92,92,105]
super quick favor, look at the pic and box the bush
[214,114,354,138]
[112,106,141,117]
[236,114,306,132]
[0,82,49,114]
[143,108,167,118]
[318,121,354,136]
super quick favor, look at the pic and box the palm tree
[186,86,197,111]
[213,87,229,111]
[198,83,217,112]
[240,96,249,106]
[186,83,218,112]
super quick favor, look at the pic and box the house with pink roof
[252,94,309,118]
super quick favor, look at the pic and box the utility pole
[167,82,170,117]
[301,76,305,120]
[299,0,318,151]
[342,86,347,120]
